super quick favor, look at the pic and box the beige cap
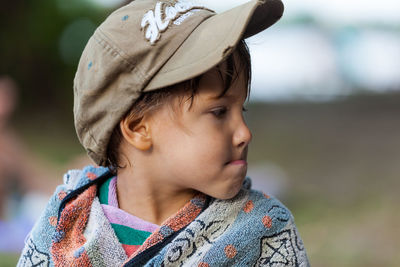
[74,0,284,165]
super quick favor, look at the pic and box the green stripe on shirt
[99,177,112,205]
[110,223,152,245]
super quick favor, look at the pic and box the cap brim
[143,0,283,92]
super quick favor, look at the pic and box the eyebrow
[206,93,232,101]
[205,93,247,103]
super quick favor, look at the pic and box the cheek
[152,113,229,166]
[185,134,228,169]
[163,132,226,166]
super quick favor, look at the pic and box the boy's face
[147,63,252,199]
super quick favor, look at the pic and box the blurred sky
[85,0,400,101]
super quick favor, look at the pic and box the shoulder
[18,165,110,266]
[248,190,309,266]
[248,189,292,223]
[233,186,294,236]
[186,180,309,266]
[235,183,309,266]
[231,177,294,232]
[62,165,110,191]
[205,178,296,239]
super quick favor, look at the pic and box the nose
[233,116,252,148]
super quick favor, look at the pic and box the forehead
[196,64,248,102]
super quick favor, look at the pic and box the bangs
[177,39,252,109]
[216,40,252,99]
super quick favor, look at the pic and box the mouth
[229,160,247,165]
[226,154,248,165]
[226,148,248,166]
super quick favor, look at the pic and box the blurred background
[1,0,399,266]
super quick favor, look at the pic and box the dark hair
[106,39,252,174]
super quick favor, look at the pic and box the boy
[18,0,309,266]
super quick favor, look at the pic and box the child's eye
[211,107,228,118]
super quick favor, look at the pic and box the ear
[120,116,152,151]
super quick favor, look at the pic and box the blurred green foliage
[0,0,109,114]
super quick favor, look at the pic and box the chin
[215,184,243,200]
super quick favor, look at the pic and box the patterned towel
[17,165,309,266]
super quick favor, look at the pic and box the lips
[227,148,248,165]
[230,160,247,165]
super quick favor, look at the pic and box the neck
[116,167,196,226]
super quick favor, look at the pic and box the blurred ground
[1,92,399,266]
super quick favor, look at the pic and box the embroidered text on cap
[141,0,204,45]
